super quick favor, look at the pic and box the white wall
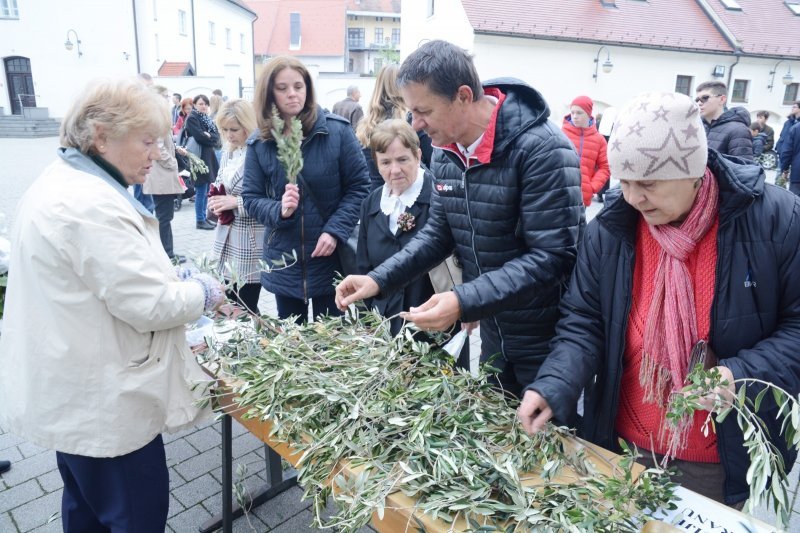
[0,0,254,119]
[0,0,138,117]
[400,0,473,61]
[316,74,377,112]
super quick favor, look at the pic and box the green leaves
[270,105,304,184]
[205,312,679,532]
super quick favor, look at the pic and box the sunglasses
[695,94,721,104]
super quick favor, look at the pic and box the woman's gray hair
[60,78,171,154]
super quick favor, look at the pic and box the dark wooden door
[5,57,35,115]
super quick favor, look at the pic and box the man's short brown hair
[696,81,727,95]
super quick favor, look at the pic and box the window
[427,0,435,17]
[0,0,19,18]
[178,10,187,35]
[374,27,383,44]
[349,15,358,20]
[391,28,400,45]
[374,58,383,73]
[153,0,157,20]
[376,16,383,21]
[784,83,799,105]
[155,33,160,62]
[348,58,354,72]
[226,28,232,49]
[675,75,693,96]
[290,12,301,49]
[240,33,245,53]
[209,21,216,44]
[787,1,800,15]
[731,79,749,102]
[348,28,365,48]
[720,0,742,10]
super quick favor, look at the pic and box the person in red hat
[562,95,610,206]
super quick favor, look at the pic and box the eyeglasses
[695,94,721,104]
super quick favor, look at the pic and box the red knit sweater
[615,217,720,462]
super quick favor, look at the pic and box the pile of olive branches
[203,311,677,532]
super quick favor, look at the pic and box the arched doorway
[4,57,36,115]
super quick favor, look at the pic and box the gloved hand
[188,273,226,313]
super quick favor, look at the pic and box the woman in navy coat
[243,56,369,322]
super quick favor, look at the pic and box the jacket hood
[598,150,764,239]
[711,106,751,128]
[483,78,550,153]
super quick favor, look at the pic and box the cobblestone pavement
[0,137,793,532]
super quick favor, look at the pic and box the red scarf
[639,169,719,459]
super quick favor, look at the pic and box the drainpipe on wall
[251,12,258,89]
[726,50,742,99]
[132,0,141,74]
[190,0,197,74]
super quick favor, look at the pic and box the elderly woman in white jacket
[0,78,224,532]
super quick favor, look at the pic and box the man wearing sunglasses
[695,81,754,160]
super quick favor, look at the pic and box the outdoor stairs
[0,115,61,138]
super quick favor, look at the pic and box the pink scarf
[640,168,719,404]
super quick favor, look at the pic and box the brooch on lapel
[397,211,416,232]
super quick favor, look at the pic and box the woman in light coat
[144,86,187,262]
[0,78,224,532]
[208,99,265,313]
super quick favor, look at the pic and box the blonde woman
[0,78,223,531]
[207,99,265,313]
[356,64,433,190]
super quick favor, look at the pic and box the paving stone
[167,494,184,519]
[10,489,61,532]
[35,470,62,493]
[173,448,220,482]
[0,432,25,452]
[16,442,47,459]
[209,450,263,484]
[269,509,318,533]
[0,479,44,514]
[165,504,212,533]
[0,452,57,488]
[169,467,187,491]
[28,519,62,533]
[1,444,24,464]
[185,425,221,453]
[232,431,264,459]
[200,471,269,516]
[251,485,311,528]
[0,513,16,533]
[172,473,221,508]
[164,438,199,467]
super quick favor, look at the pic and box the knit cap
[608,92,707,181]
[570,95,593,116]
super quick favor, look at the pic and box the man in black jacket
[336,40,583,397]
[695,81,753,159]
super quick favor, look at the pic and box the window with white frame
[155,33,160,62]
[374,27,383,44]
[731,79,749,102]
[209,21,216,44]
[240,33,245,53]
[391,28,400,45]
[226,28,231,49]
[153,0,157,20]
[290,12,301,49]
[0,0,19,18]
[178,10,187,35]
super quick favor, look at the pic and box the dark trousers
[56,435,169,533]
[275,293,341,324]
[488,354,542,399]
[153,194,176,257]
[226,282,262,315]
[790,181,800,197]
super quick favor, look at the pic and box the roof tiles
[703,0,800,58]
[461,0,734,53]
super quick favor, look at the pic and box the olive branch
[202,312,678,532]
[185,152,209,181]
[270,105,304,184]
[667,364,800,530]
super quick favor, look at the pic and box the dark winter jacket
[530,150,800,504]
[370,78,584,371]
[242,107,370,300]
[776,116,796,155]
[704,107,754,160]
[779,121,800,183]
[357,171,436,335]
[751,131,767,158]
[182,110,220,185]
[762,123,775,151]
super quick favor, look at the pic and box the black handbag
[296,174,359,276]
